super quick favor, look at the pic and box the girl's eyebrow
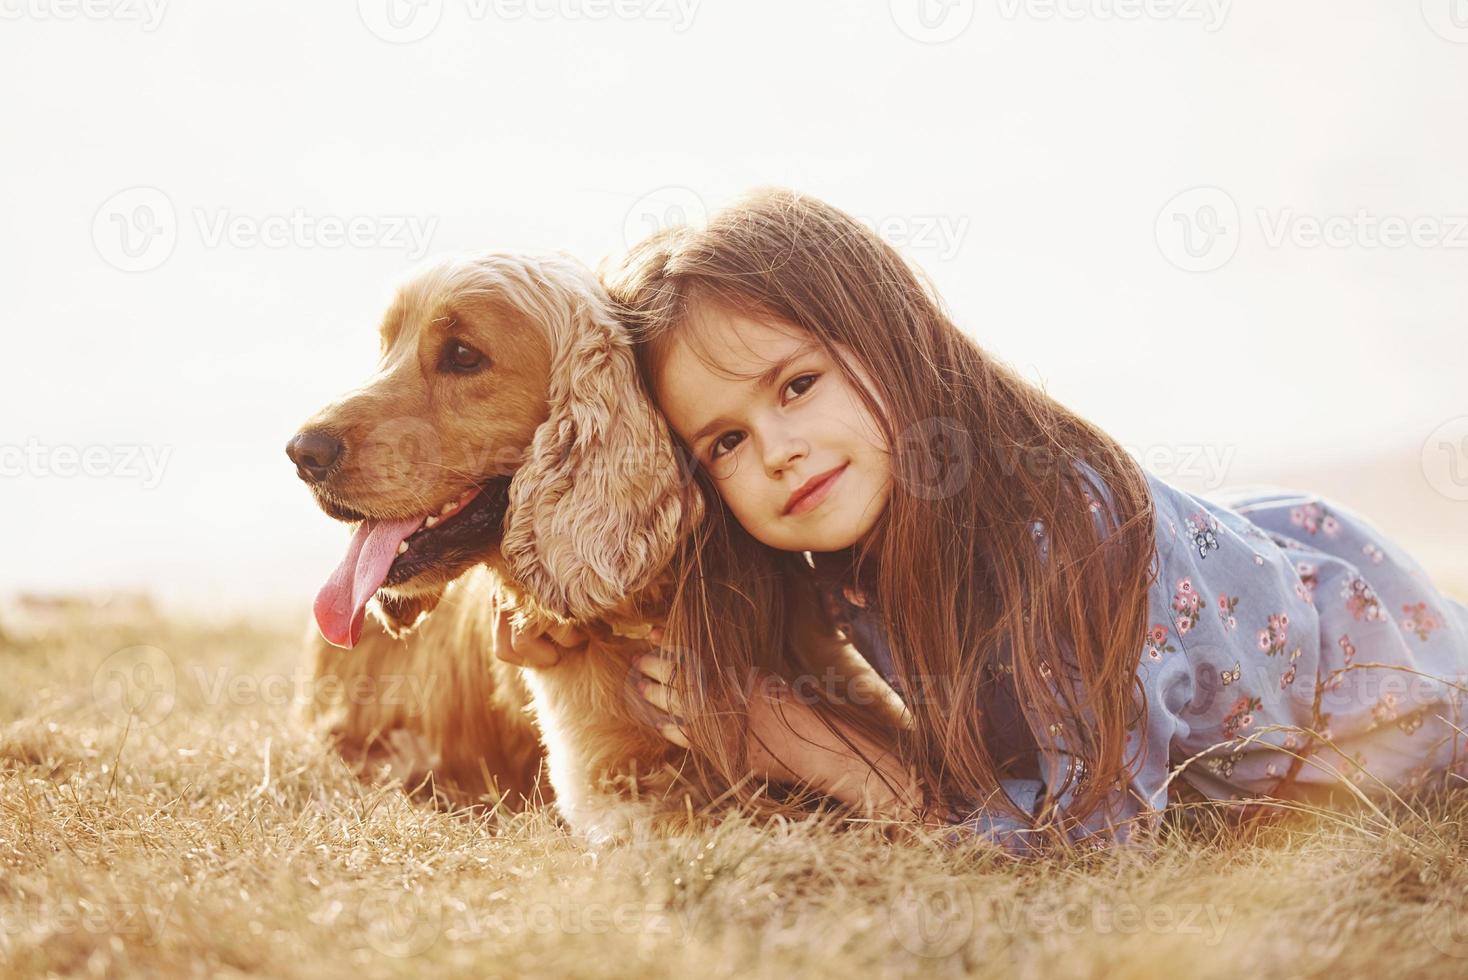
[687,342,817,447]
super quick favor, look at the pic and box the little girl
[572,189,1468,855]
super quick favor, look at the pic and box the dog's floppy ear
[500,276,704,623]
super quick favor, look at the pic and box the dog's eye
[439,340,488,374]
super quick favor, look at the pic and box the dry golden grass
[5,608,1468,979]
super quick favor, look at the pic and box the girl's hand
[634,635,919,817]
[631,628,813,770]
[633,627,692,749]
[492,606,588,668]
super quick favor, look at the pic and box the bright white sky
[2,1,1466,611]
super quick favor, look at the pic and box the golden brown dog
[288,251,897,843]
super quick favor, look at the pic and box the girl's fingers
[635,651,685,715]
[494,613,544,667]
[638,676,684,717]
[659,721,690,749]
[547,624,589,649]
[508,623,562,668]
[642,704,690,748]
[497,615,585,669]
[634,651,677,685]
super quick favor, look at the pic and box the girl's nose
[762,429,810,476]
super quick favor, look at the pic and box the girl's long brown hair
[599,188,1159,850]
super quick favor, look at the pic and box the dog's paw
[561,798,660,847]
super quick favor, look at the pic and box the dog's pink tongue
[313,516,424,649]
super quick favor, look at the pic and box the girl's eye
[439,339,488,374]
[707,373,819,463]
[784,373,817,399]
[709,431,743,461]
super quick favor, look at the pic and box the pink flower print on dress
[1341,576,1387,623]
[1289,501,1341,538]
[1371,691,1400,728]
[1400,601,1442,642]
[1144,623,1176,661]
[1223,695,1262,738]
[1279,647,1302,689]
[1172,578,1202,634]
[1257,612,1290,657]
[1205,747,1244,779]
[1338,633,1357,666]
[1361,542,1385,565]
[1183,510,1221,559]
[1217,593,1239,630]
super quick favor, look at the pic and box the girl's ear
[500,307,704,622]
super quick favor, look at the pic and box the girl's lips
[785,463,847,516]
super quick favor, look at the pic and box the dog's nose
[286,430,342,483]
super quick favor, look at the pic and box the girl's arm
[636,645,951,827]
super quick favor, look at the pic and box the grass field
[5,605,1468,979]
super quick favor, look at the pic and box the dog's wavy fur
[296,252,903,842]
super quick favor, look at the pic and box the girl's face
[652,305,892,554]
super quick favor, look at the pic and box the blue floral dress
[808,463,1468,856]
